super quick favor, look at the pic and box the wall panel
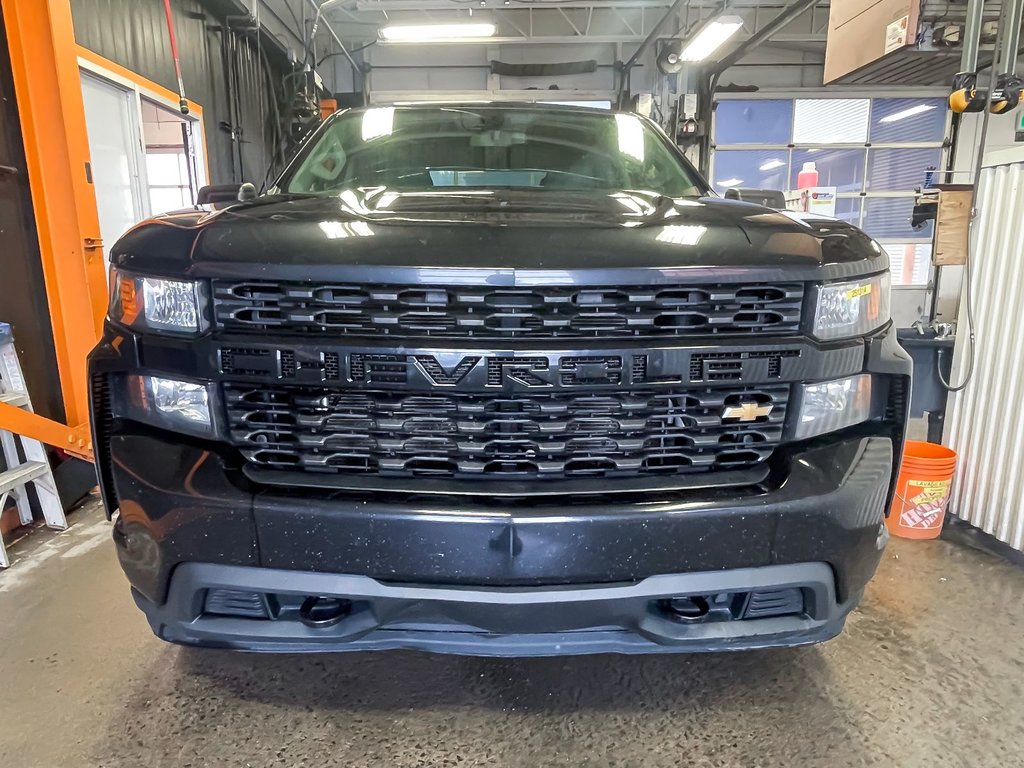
[70,0,290,186]
[945,149,1024,551]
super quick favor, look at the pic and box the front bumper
[137,561,855,655]
[108,430,893,654]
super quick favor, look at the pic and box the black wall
[71,0,291,186]
[0,13,65,422]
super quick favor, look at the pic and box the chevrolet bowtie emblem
[722,401,773,422]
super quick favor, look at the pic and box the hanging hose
[937,12,1007,392]
[162,0,189,114]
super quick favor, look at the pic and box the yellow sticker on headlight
[845,284,872,299]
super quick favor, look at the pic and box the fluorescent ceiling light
[679,15,743,62]
[380,23,497,42]
[615,113,645,162]
[879,104,936,123]
[759,159,785,171]
[717,178,743,187]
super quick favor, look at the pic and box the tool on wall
[948,0,987,119]
[949,0,1024,114]
[162,0,190,114]
[949,72,988,113]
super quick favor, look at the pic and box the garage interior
[1,0,1023,765]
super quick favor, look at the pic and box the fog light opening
[299,596,352,628]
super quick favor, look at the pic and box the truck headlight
[127,375,214,436]
[795,374,872,440]
[110,269,205,334]
[811,273,890,340]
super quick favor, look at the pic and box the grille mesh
[212,281,805,339]
[90,374,118,513]
[224,384,789,480]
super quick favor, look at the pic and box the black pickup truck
[89,103,910,655]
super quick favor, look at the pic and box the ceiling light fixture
[679,15,744,62]
[759,159,785,171]
[878,104,936,123]
[717,178,744,187]
[379,23,497,42]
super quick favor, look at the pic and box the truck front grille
[212,281,805,339]
[223,384,789,480]
[90,373,118,514]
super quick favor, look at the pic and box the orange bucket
[886,440,957,540]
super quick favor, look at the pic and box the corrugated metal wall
[946,149,1024,551]
[70,0,289,185]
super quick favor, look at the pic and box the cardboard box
[824,0,921,84]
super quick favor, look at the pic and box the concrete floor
[1,501,1022,768]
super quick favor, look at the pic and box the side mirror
[196,183,257,205]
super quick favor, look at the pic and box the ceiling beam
[356,1,673,9]
[353,0,816,9]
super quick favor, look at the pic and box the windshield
[281,106,707,197]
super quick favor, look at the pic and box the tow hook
[299,596,352,628]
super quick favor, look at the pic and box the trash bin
[886,440,957,540]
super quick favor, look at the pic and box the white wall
[338,42,827,99]
[344,42,625,97]
[716,47,826,90]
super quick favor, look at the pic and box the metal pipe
[697,70,718,176]
[622,0,688,72]
[306,0,361,74]
[999,0,1024,74]
[255,0,309,53]
[960,0,985,72]
[710,0,818,74]
[616,0,688,105]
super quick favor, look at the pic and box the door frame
[77,47,210,200]
[79,67,149,239]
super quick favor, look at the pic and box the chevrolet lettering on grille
[218,348,802,390]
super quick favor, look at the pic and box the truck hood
[111,189,888,283]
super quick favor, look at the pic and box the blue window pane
[714,100,792,145]
[790,149,866,193]
[867,148,943,191]
[793,99,870,144]
[710,149,790,193]
[833,197,862,227]
[863,197,933,240]
[870,98,947,143]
